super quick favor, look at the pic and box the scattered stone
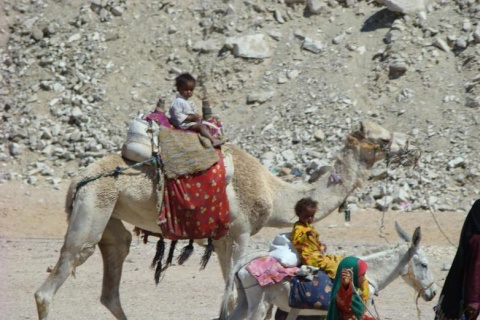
[302,37,324,53]
[307,0,324,14]
[384,0,426,14]
[246,91,275,104]
[433,38,450,52]
[227,34,271,59]
[447,157,464,169]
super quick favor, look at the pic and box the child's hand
[465,304,480,320]
[193,114,202,122]
[341,268,353,288]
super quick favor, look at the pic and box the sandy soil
[0,180,468,320]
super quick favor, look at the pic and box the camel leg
[98,217,132,320]
[214,232,249,310]
[34,200,114,320]
[216,231,249,281]
[214,238,237,281]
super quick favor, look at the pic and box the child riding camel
[168,73,225,147]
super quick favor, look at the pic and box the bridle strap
[346,134,384,151]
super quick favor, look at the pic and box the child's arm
[291,224,310,247]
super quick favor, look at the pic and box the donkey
[219,222,437,320]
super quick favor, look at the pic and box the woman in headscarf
[434,200,480,320]
[327,256,374,320]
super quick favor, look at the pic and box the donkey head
[395,221,437,301]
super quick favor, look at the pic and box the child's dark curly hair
[294,197,318,216]
[175,73,196,88]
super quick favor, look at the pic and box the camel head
[395,221,437,302]
[346,121,419,168]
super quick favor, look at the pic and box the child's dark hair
[294,197,318,216]
[175,73,196,88]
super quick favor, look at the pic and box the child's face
[177,81,195,99]
[358,272,366,286]
[298,206,316,224]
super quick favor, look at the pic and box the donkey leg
[245,283,271,320]
[247,298,272,320]
[98,217,131,320]
[225,276,249,320]
[285,309,300,320]
[34,200,113,320]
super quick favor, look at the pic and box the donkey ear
[412,226,422,248]
[395,221,411,243]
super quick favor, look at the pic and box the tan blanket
[158,126,219,178]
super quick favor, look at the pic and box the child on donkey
[168,73,225,147]
[291,197,342,279]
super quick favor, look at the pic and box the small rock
[302,37,324,53]
[307,0,324,14]
[111,6,124,16]
[433,38,450,52]
[246,91,275,104]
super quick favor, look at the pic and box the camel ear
[395,221,411,243]
[412,226,421,248]
[359,122,365,135]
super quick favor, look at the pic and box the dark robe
[434,200,480,319]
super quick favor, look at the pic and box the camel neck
[266,146,370,228]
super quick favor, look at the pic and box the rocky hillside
[0,0,479,212]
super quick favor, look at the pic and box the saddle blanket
[158,149,230,240]
[246,256,299,286]
[144,110,225,178]
[158,126,219,179]
[289,271,333,310]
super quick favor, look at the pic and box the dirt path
[0,181,468,319]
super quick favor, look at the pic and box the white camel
[219,222,437,320]
[34,121,417,320]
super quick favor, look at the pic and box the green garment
[326,256,365,320]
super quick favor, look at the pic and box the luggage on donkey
[288,270,333,310]
[267,232,333,320]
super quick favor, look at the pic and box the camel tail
[65,177,79,219]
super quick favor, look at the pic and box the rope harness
[401,245,436,320]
